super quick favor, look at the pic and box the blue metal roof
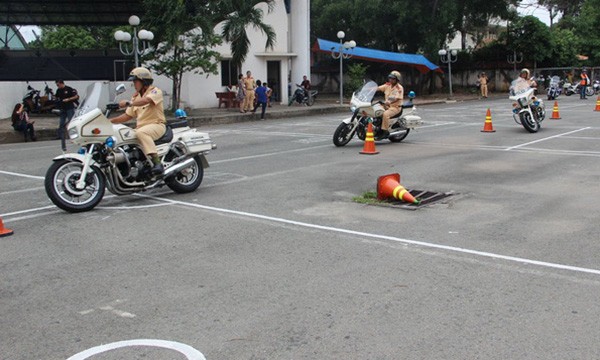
[314,38,441,74]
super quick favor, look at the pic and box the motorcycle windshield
[352,80,378,104]
[550,76,560,86]
[510,78,532,96]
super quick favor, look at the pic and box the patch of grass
[352,191,381,204]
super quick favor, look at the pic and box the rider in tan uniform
[377,70,404,139]
[110,67,167,175]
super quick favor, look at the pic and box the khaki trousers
[136,123,166,155]
[481,84,488,97]
[244,90,255,111]
[382,107,401,131]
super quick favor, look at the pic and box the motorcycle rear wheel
[165,155,204,193]
[520,112,539,133]
[333,122,356,147]
[45,160,105,213]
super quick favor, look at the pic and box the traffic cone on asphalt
[377,173,420,204]
[359,121,379,155]
[594,96,600,112]
[551,101,561,119]
[481,108,496,132]
[0,216,14,238]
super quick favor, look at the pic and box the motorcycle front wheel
[520,112,539,133]
[333,122,356,147]
[45,160,106,213]
[165,155,204,193]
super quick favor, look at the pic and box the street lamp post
[330,31,356,105]
[114,15,154,68]
[507,50,523,73]
[438,48,458,98]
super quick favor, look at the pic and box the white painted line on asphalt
[141,194,600,277]
[0,170,45,180]
[67,339,206,360]
[212,144,331,164]
[505,127,591,151]
[1,205,57,217]
[0,186,45,196]
[0,144,61,152]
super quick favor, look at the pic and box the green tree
[32,26,117,49]
[573,0,600,63]
[550,28,580,66]
[218,0,277,69]
[143,0,222,110]
[346,63,369,96]
[508,15,553,67]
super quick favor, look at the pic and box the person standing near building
[236,74,246,113]
[54,79,79,151]
[479,72,489,98]
[264,82,273,107]
[300,75,311,100]
[252,80,268,120]
[243,70,256,112]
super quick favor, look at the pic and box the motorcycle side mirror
[115,84,126,95]
[408,91,416,99]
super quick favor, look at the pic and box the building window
[221,60,237,87]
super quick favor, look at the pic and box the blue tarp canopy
[313,38,441,74]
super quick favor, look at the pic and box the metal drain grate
[387,189,456,210]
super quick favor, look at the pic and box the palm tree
[217,0,277,69]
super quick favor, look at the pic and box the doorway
[267,61,281,103]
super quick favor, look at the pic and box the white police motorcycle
[509,78,546,133]
[45,83,216,212]
[333,80,422,146]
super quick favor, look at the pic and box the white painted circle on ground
[67,339,206,359]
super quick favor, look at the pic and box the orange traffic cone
[594,96,600,112]
[481,108,495,132]
[551,101,561,119]
[359,121,379,155]
[0,216,14,238]
[377,173,420,204]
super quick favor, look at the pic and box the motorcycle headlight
[68,127,79,139]
[350,106,357,113]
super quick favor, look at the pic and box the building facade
[153,0,311,109]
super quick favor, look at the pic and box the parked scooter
[333,80,422,146]
[288,84,318,106]
[510,78,546,133]
[45,83,217,213]
[22,82,58,114]
[546,76,562,100]
[564,80,595,97]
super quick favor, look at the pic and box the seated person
[11,103,36,142]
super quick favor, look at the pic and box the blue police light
[105,136,116,148]
[408,91,416,99]
[78,147,86,155]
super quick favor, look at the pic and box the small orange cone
[551,101,561,119]
[359,121,379,155]
[481,108,495,132]
[0,217,14,238]
[377,173,420,204]
[594,96,600,112]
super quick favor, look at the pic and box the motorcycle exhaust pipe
[163,157,196,178]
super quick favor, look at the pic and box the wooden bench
[215,91,239,108]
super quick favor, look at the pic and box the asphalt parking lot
[1,95,600,359]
